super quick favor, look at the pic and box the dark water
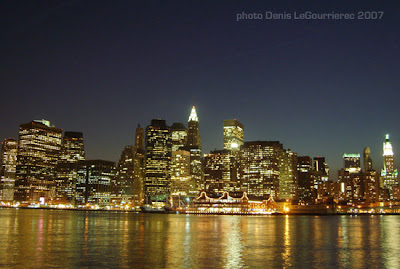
[0,209,399,268]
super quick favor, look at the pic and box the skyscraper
[363,147,373,171]
[338,154,363,202]
[75,160,115,207]
[171,123,187,152]
[223,119,244,151]
[185,106,203,196]
[55,132,85,204]
[297,156,315,203]
[14,120,62,203]
[204,149,240,195]
[343,154,361,174]
[279,149,298,200]
[381,134,398,196]
[112,146,135,204]
[171,149,191,196]
[240,141,283,199]
[145,119,172,203]
[0,138,18,201]
[133,124,146,205]
[187,106,201,148]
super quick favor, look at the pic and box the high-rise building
[343,154,361,174]
[55,132,85,204]
[279,149,298,200]
[204,149,240,195]
[112,146,135,204]
[14,120,62,203]
[59,132,85,163]
[185,106,203,196]
[223,119,244,151]
[363,147,373,172]
[171,149,191,196]
[171,123,187,152]
[364,170,379,203]
[381,134,398,196]
[313,157,329,176]
[0,138,18,201]
[75,160,115,207]
[187,106,201,148]
[145,119,172,203]
[240,141,282,199]
[297,156,315,203]
[133,124,145,205]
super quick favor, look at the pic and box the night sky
[1,1,399,179]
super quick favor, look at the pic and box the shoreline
[2,206,400,216]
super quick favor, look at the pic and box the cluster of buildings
[0,107,399,209]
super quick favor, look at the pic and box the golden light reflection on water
[0,209,400,268]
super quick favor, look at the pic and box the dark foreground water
[0,209,399,268]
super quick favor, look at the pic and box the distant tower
[185,106,203,195]
[363,147,373,171]
[187,106,201,148]
[223,119,244,151]
[145,119,172,202]
[381,134,398,195]
[0,138,18,201]
[133,124,146,205]
[135,124,145,151]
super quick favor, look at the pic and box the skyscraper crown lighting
[188,106,198,122]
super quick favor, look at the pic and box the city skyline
[1,1,400,179]
[0,111,396,180]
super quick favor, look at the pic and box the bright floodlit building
[223,119,244,151]
[145,119,172,203]
[381,134,398,197]
[14,120,62,203]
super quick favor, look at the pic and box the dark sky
[1,1,399,179]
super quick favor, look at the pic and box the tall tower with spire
[381,134,398,198]
[183,106,204,195]
[187,106,201,148]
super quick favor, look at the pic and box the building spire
[188,106,198,122]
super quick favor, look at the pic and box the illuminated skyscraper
[223,119,244,151]
[185,106,203,196]
[187,106,201,148]
[0,138,18,201]
[112,146,135,204]
[204,149,240,195]
[381,134,398,197]
[14,120,62,202]
[133,124,145,205]
[75,160,115,207]
[240,141,283,199]
[55,132,85,204]
[145,119,172,203]
[171,123,187,152]
[171,149,191,196]
[59,132,85,163]
[363,147,373,171]
[279,149,298,200]
[338,154,363,202]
